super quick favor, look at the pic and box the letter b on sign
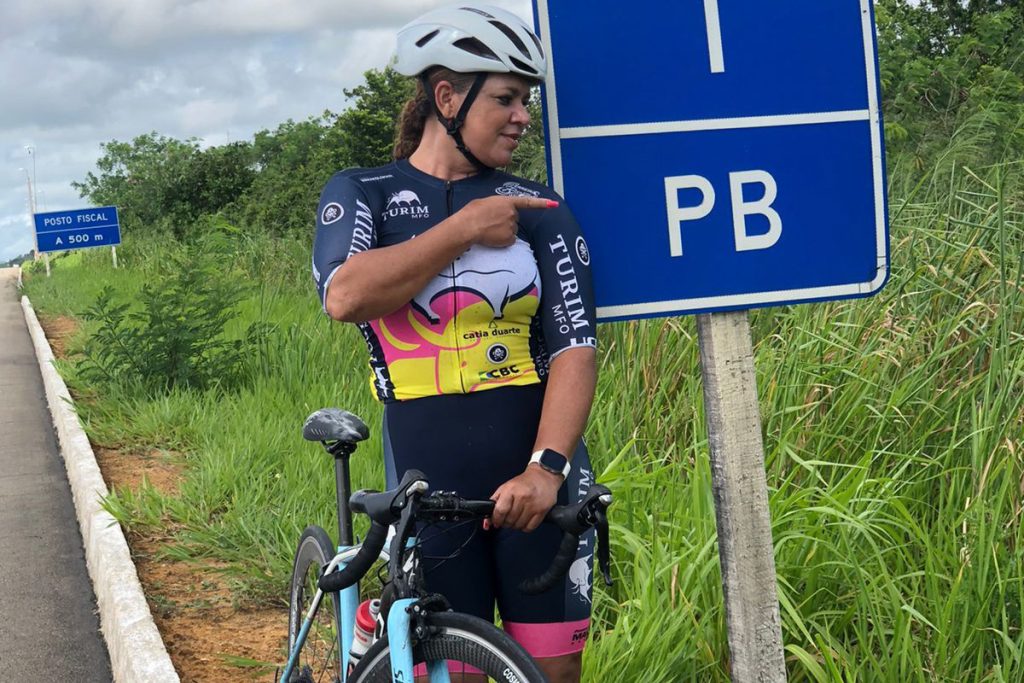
[664,170,782,256]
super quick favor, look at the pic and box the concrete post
[697,310,786,682]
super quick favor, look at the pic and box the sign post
[697,310,785,679]
[536,1,889,679]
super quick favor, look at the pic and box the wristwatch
[530,448,571,481]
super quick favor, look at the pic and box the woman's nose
[511,102,530,126]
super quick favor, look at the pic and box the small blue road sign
[534,0,889,320]
[34,206,121,254]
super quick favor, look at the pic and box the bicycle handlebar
[317,520,389,593]
[317,470,427,593]
[317,469,613,595]
[518,483,613,595]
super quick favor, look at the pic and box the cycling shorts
[383,384,596,659]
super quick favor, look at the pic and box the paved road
[0,267,112,681]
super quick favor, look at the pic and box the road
[0,267,112,681]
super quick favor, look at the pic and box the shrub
[79,234,270,393]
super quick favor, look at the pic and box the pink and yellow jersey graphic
[369,238,544,399]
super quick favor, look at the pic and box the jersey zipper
[446,181,466,393]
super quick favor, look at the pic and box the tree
[335,67,415,169]
[1,250,35,268]
[228,116,341,236]
[875,0,1024,174]
[73,133,197,232]
[191,142,257,219]
[73,133,257,239]
[922,0,1017,42]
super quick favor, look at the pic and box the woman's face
[454,74,533,168]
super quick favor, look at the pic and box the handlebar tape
[518,532,579,595]
[318,521,388,593]
[518,484,613,594]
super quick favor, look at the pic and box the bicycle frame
[279,543,391,683]
[386,597,452,683]
[279,541,455,683]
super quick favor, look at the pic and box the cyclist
[312,5,597,682]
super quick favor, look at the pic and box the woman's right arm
[315,178,556,323]
[325,217,475,322]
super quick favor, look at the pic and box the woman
[312,6,597,682]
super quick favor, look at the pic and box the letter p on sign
[665,170,783,256]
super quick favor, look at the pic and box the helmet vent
[527,30,544,60]
[453,37,500,61]
[488,20,530,59]
[415,29,440,47]
[461,7,495,18]
[508,56,538,75]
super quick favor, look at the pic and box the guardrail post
[696,310,786,682]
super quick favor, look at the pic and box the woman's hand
[488,464,563,532]
[456,196,557,248]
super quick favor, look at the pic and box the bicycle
[279,407,613,683]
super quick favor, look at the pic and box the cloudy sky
[0,0,531,262]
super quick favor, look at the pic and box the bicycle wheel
[349,611,547,683]
[287,525,342,683]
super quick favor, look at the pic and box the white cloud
[178,98,240,136]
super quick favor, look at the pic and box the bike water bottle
[348,598,381,670]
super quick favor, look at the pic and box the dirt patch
[41,314,291,683]
[95,447,185,496]
[130,533,288,683]
[38,314,79,358]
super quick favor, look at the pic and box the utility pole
[25,145,49,275]
[20,168,39,259]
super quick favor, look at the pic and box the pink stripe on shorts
[504,619,590,658]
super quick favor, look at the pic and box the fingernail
[546,200,559,208]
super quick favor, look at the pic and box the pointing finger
[509,196,559,210]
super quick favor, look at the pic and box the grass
[21,157,1024,681]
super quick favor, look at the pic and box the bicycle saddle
[302,408,370,444]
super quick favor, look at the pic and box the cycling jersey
[312,159,597,402]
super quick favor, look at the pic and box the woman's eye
[497,96,512,105]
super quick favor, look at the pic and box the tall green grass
[23,158,1023,681]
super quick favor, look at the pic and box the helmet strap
[421,72,491,171]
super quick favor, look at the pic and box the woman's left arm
[489,197,599,531]
[533,347,597,458]
[489,347,596,531]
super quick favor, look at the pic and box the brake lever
[596,507,612,587]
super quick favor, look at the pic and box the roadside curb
[21,295,180,683]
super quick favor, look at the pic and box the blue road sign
[34,206,121,254]
[534,0,889,320]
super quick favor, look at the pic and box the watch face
[539,448,568,474]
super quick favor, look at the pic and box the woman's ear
[433,80,459,119]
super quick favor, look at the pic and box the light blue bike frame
[386,598,451,683]
[278,544,375,683]
[280,538,452,683]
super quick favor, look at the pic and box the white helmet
[395,4,547,82]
